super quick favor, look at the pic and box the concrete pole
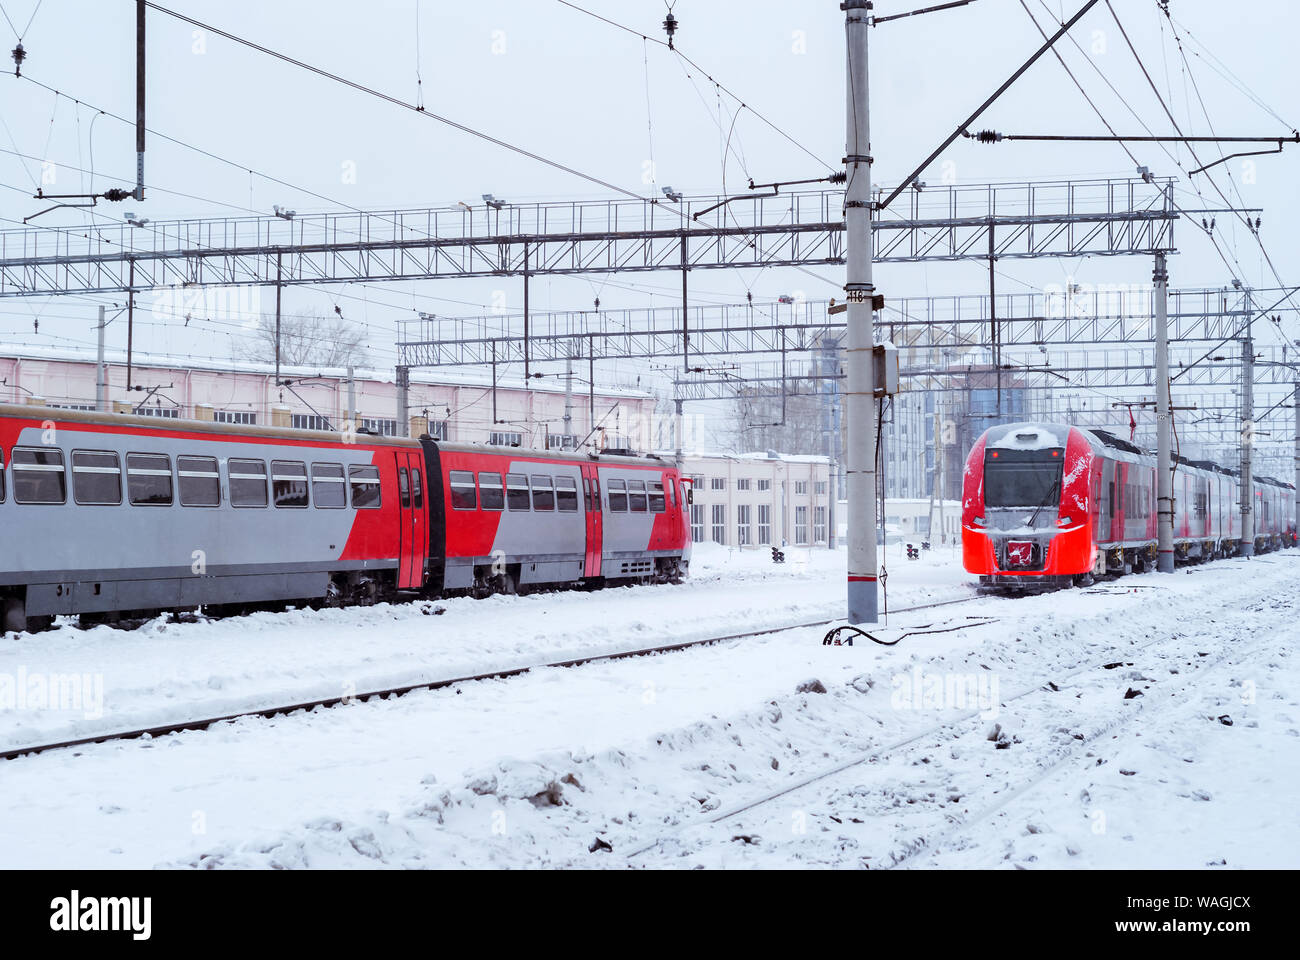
[396,365,410,438]
[674,398,684,468]
[96,305,107,412]
[844,0,878,624]
[346,364,356,429]
[564,354,574,446]
[1239,323,1255,556]
[1293,381,1299,545]
[1154,252,1174,573]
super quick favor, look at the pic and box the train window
[13,447,66,504]
[126,453,173,506]
[229,459,268,507]
[628,480,648,512]
[271,460,309,508]
[349,465,381,508]
[608,478,628,512]
[556,476,578,512]
[311,462,346,509]
[412,469,423,509]
[479,472,504,511]
[649,480,666,513]
[398,468,410,508]
[449,470,477,510]
[506,473,530,511]
[72,450,122,505]
[666,479,675,507]
[0,451,4,502]
[177,455,220,507]
[531,475,555,511]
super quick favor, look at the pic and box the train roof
[1086,428,1147,456]
[0,404,674,467]
[0,402,420,448]
[434,440,670,468]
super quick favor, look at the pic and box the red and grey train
[962,422,1297,589]
[0,404,691,632]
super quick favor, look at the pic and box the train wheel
[3,596,25,634]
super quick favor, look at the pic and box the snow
[989,424,1064,451]
[1,544,1297,870]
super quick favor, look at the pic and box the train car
[0,403,429,632]
[962,421,1294,590]
[0,404,690,633]
[425,442,690,596]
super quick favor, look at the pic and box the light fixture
[482,194,505,210]
[661,186,683,202]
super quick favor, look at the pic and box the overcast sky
[1,0,1297,446]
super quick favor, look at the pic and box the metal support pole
[1154,251,1174,572]
[135,0,146,202]
[126,260,135,393]
[396,364,410,438]
[274,251,282,387]
[681,233,689,372]
[1239,316,1255,556]
[523,242,530,380]
[989,224,1000,417]
[96,305,107,412]
[844,0,878,624]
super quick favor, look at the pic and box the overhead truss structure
[396,284,1269,368]
[0,177,1175,297]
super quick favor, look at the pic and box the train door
[580,463,603,578]
[396,450,425,589]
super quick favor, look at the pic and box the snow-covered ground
[1,543,1296,870]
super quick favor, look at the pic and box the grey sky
[0,1,1296,441]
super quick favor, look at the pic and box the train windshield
[983,452,1064,508]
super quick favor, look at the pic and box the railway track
[0,593,983,764]
[622,594,1271,865]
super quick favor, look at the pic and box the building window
[736,478,751,491]
[794,481,808,496]
[361,418,398,437]
[292,414,331,432]
[427,420,449,441]
[547,434,577,450]
[710,477,726,491]
[737,505,752,546]
[815,481,828,495]
[757,504,771,545]
[490,431,523,447]
[757,479,771,492]
[711,503,726,544]
[137,406,180,419]
[814,505,827,543]
[50,403,97,411]
[690,503,705,541]
[215,410,256,425]
[795,506,808,545]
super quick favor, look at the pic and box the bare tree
[723,378,827,454]
[237,311,368,370]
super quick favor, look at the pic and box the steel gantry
[0,177,1177,298]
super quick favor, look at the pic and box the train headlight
[1057,516,1073,528]
[973,516,986,527]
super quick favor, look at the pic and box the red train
[962,422,1296,589]
[0,404,690,632]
